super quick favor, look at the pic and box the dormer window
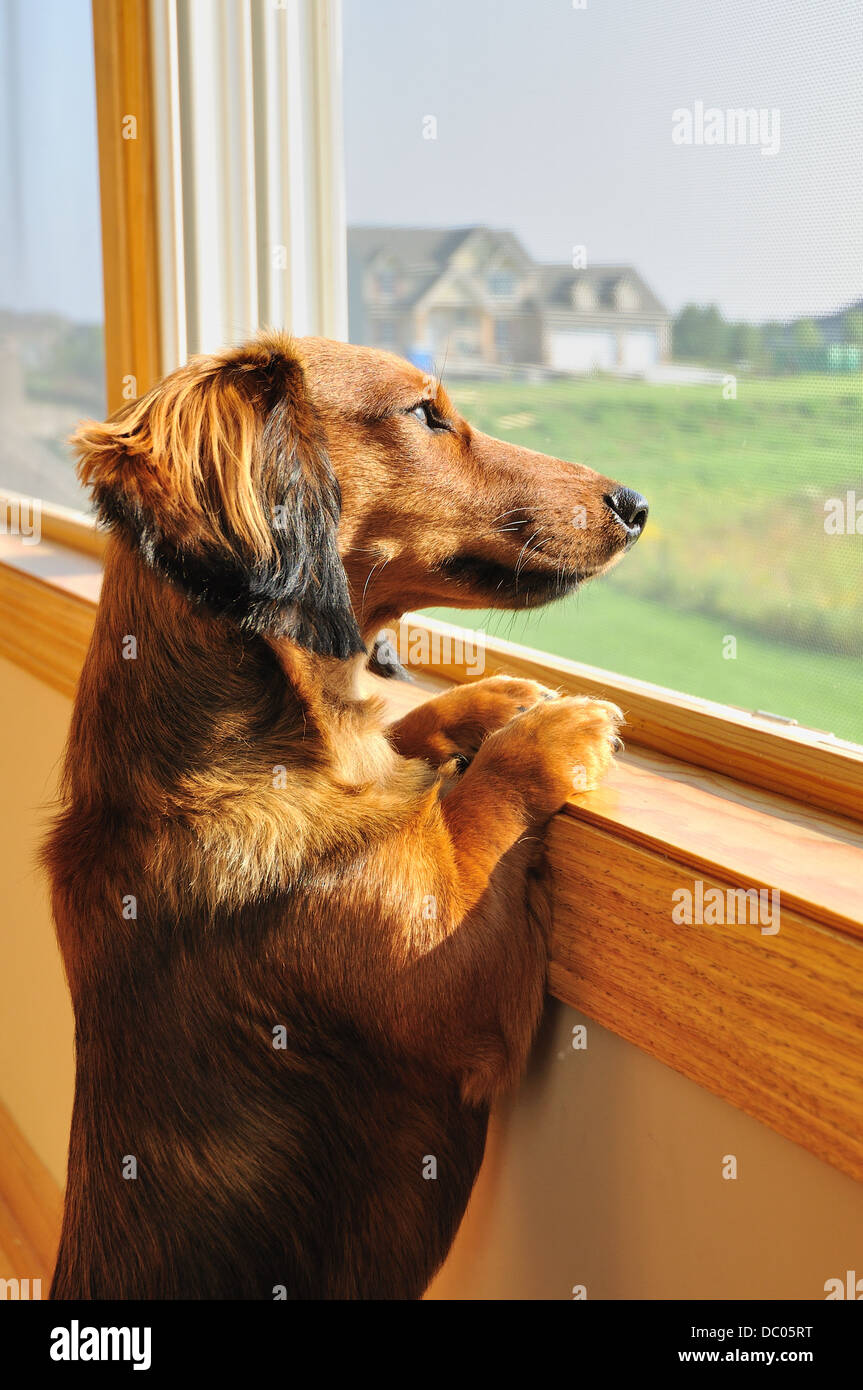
[377,268,397,299]
[572,280,596,312]
[487,270,516,298]
[613,279,639,312]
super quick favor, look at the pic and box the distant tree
[791,318,822,349]
[48,323,105,386]
[761,321,785,349]
[672,304,730,362]
[728,322,764,366]
[671,305,700,360]
[842,309,863,346]
[27,320,106,409]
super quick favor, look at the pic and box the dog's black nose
[605,488,648,541]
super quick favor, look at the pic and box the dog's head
[74,332,646,654]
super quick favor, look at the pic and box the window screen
[342,0,862,744]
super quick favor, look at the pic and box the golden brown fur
[46,333,645,1299]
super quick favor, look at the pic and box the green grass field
[427,373,863,744]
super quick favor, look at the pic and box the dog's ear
[72,339,364,658]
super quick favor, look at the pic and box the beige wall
[2,653,862,1295]
[428,1000,863,1299]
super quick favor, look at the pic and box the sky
[342,0,862,321]
[0,0,103,323]
[0,0,859,325]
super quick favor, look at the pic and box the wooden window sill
[2,530,862,1182]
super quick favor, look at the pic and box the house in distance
[348,225,670,375]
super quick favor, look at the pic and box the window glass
[343,0,863,744]
[0,0,104,514]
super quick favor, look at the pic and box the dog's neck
[68,539,394,811]
[269,638,372,711]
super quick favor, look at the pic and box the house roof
[538,265,668,316]
[347,226,669,318]
[348,225,537,309]
[348,224,535,266]
[348,225,477,269]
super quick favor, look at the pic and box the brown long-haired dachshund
[46,333,647,1299]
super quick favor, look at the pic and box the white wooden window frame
[149,0,347,372]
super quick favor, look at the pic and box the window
[342,0,863,745]
[376,268,397,299]
[487,270,516,298]
[0,0,104,514]
[613,279,640,313]
[494,318,511,359]
[1,0,860,1193]
[572,280,597,312]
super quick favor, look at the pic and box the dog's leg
[383,694,622,1106]
[387,674,561,767]
[439,694,621,913]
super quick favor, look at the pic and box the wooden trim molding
[1,544,862,1183]
[547,816,863,1184]
[0,493,107,563]
[92,0,163,410]
[0,562,97,700]
[33,508,106,562]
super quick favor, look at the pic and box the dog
[45,333,647,1299]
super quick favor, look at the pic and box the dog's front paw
[468,695,624,820]
[443,674,561,742]
[388,674,560,766]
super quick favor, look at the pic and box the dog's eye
[407,401,451,432]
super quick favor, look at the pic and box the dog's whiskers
[514,530,544,587]
[360,555,392,616]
